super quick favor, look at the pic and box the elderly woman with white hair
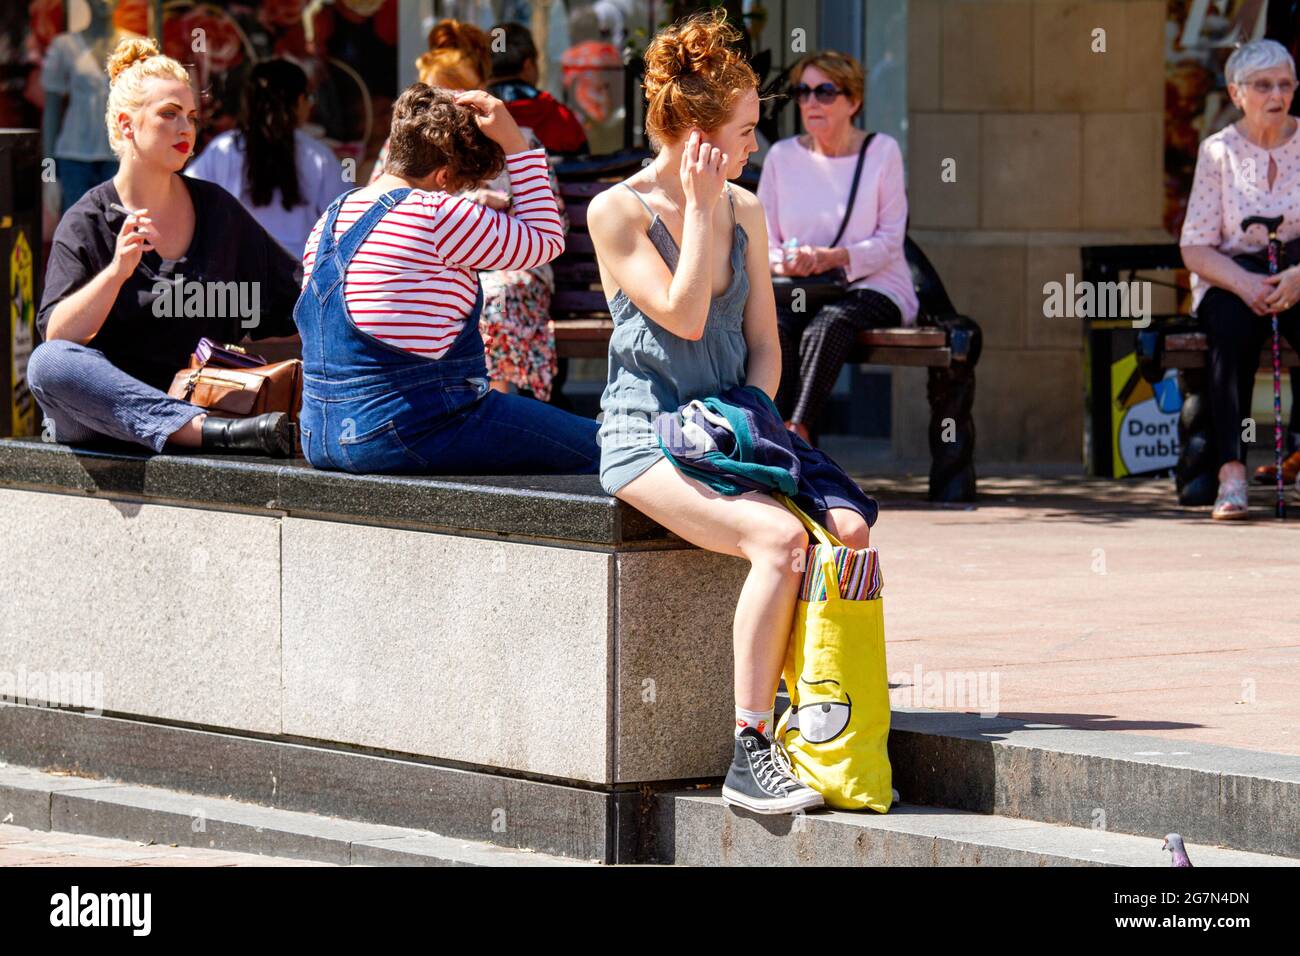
[1181,39,1300,519]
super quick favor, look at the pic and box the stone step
[887,708,1300,859]
[0,704,641,863]
[773,696,1300,860]
[7,699,1299,864]
[0,764,596,867]
[665,790,1300,867]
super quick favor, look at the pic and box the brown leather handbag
[167,356,303,424]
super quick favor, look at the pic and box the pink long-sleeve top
[302,148,562,359]
[757,133,919,325]
[1179,122,1300,313]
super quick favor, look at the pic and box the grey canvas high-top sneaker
[722,728,825,814]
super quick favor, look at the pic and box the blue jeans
[56,158,119,215]
[293,186,599,476]
[309,385,602,475]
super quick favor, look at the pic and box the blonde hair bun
[107,36,162,86]
[103,36,191,158]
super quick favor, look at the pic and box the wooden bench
[546,168,982,502]
[1155,332,1299,370]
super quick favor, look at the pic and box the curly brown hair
[643,7,758,147]
[384,83,504,193]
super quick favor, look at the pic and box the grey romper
[598,181,750,495]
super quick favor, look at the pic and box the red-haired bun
[643,8,758,146]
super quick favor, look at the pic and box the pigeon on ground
[1162,833,1193,867]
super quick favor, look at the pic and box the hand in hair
[679,129,729,210]
[467,188,511,211]
[453,90,529,155]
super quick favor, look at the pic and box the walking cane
[1241,214,1287,519]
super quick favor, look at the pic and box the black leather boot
[200,412,294,457]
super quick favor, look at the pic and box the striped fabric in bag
[799,544,884,602]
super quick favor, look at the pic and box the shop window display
[1,1,398,241]
[1166,0,1272,235]
[160,0,398,176]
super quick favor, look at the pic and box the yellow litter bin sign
[1110,351,1181,477]
[10,230,36,438]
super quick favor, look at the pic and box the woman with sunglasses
[1181,39,1300,518]
[757,51,918,445]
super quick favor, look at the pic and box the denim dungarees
[293,187,600,475]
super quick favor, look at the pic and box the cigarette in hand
[109,202,147,233]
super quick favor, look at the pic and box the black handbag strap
[830,132,875,248]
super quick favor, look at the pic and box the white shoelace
[756,737,804,793]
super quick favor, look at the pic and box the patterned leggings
[775,288,902,428]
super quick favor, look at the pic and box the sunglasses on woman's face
[791,82,845,104]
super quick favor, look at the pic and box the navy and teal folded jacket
[652,384,802,496]
[653,384,882,528]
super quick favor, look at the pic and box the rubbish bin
[0,128,41,438]
[1080,244,1187,479]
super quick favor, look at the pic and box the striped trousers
[775,288,903,430]
[26,339,205,453]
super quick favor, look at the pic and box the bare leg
[615,458,807,711]
[1218,460,1247,485]
[165,413,206,448]
[489,380,510,394]
[823,506,871,549]
[784,420,811,445]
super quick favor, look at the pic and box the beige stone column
[901,0,1170,467]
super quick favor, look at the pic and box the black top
[37,176,303,391]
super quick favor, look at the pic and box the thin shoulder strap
[830,132,875,249]
[620,182,655,216]
[725,184,736,225]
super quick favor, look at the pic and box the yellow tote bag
[773,493,892,813]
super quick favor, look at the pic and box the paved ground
[859,470,1300,755]
[0,825,334,867]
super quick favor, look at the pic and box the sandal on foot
[1212,478,1249,520]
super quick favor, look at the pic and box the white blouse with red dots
[1180,121,1300,312]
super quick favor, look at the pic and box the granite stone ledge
[0,488,283,733]
[668,793,1300,867]
[0,436,670,547]
[280,517,614,783]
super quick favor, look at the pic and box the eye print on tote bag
[785,676,852,744]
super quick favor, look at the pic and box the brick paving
[862,471,1300,755]
[0,824,335,867]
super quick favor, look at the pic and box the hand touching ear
[679,129,728,210]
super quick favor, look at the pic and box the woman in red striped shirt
[292,84,599,475]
